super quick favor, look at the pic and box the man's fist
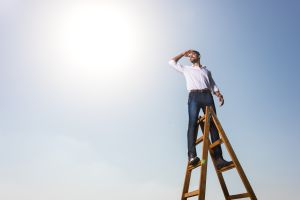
[214,91,224,107]
[183,50,192,57]
[218,95,224,106]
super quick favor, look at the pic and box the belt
[190,88,211,93]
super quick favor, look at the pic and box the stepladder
[181,106,257,200]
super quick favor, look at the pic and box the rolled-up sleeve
[208,71,220,93]
[168,59,184,73]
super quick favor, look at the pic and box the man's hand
[214,91,224,106]
[183,50,192,57]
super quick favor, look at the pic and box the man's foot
[189,156,200,166]
[214,157,232,170]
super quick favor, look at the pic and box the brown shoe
[215,157,231,169]
[189,156,200,166]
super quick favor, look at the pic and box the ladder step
[209,138,223,149]
[217,161,235,173]
[229,192,250,199]
[195,136,204,145]
[187,161,202,171]
[197,116,205,124]
[184,190,199,198]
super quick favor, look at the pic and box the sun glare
[56,3,139,84]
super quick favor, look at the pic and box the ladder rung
[197,116,205,124]
[187,161,202,171]
[229,192,250,199]
[217,161,235,173]
[195,136,204,145]
[209,138,223,149]
[184,190,199,198]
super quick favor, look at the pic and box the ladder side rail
[199,112,231,200]
[198,106,212,200]
[181,163,193,200]
[209,142,231,200]
[181,113,202,200]
[209,107,257,200]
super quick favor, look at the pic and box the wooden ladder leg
[181,163,192,200]
[181,116,202,200]
[210,107,257,200]
[198,106,211,200]
[208,142,231,200]
[199,109,231,200]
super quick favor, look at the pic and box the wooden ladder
[181,106,257,200]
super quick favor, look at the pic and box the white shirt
[168,59,220,93]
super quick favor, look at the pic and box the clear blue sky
[0,0,299,199]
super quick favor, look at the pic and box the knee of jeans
[188,119,198,128]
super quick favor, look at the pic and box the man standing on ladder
[169,50,231,169]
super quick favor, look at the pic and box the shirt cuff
[168,59,176,66]
[213,85,220,93]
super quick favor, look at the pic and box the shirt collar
[192,63,206,69]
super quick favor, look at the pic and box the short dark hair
[192,50,200,57]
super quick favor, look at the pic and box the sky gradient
[0,0,299,199]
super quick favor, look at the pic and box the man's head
[188,50,201,64]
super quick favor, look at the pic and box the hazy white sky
[0,0,299,199]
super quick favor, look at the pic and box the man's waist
[189,88,211,93]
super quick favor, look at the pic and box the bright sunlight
[55,2,141,85]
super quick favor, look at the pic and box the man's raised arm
[171,50,191,62]
[168,50,191,73]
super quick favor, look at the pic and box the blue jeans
[187,91,223,159]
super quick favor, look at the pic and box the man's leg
[187,92,201,159]
[201,93,223,159]
[202,93,231,169]
[207,105,223,159]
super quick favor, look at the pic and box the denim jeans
[187,91,223,159]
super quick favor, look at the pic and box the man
[168,50,231,169]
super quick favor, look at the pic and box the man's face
[188,52,200,63]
